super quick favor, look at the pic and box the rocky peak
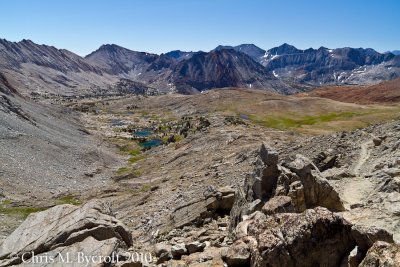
[169,48,289,93]
[234,43,266,60]
[213,45,233,51]
[214,44,266,61]
[267,43,302,55]
[85,43,159,75]
[0,38,100,73]
[164,50,194,61]
[86,43,132,58]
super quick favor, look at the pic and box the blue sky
[1,0,399,56]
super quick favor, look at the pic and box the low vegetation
[56,195,81,205]
[248,111,358,129]
[0,200,47,218]
[194,89,400,134]
[116,167,130,175]
[247,107,400,134]
[128,154,146,164]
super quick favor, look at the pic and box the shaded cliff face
[259,44,398,84]
[168,49,292,94]
[264,46,394,71]
[212,43,399,86]
[164,50,194,61]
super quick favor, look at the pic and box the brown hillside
[297,78,400,104]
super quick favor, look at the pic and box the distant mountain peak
[99,43,119,49]
[19,39,35,45]
[213,44,265,61]
[167,47,295,94]
[238,43,261,48]
[96,44,127,53]
[267,43,301,55]
[164,50,194,61]
[1,37,399,97]
[280,42,294,47]
[214,45,234,51]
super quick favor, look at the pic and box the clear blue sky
[1,0,399,56]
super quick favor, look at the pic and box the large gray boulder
[225,239,251,266]
[285,155,345,212]
[230,144,279,228]
[230,206,396,267]
[0,201,132,266]
[232,207,355,267]
[261,195,294,215]
[170,186,235,229]
[17,237,122,267]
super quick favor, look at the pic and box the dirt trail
[339,136,375,209]
[352,139,373,176]
[339,177,374,209]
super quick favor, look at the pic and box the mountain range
[0,38,399,96]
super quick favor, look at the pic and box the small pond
[141,139,162,149]
[133,128,153,137]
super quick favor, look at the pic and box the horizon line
[0,37,396,57]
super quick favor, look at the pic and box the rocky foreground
[1,141,400,266]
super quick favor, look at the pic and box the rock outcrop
[170,186,235,229]
[261,44,398,86]
[230,145,344,229]
[284,154,345,212]
[0,201,132,266]
[225,239,252,266]
[237,207,355,267]
[228,207,397,267]
[226,144,395,267]
[351,225,394,255]
[359,241,400,267]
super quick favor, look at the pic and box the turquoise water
[141,139,162,149]
[133,128,153,137]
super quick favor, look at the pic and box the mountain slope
[215,44,266,61]
[298,78,400,104]
[86,45,297,94]
[1,38,400,96]
[0,39,99,73]
[260,44,398,85]
[164,50,194,61]
[168,48,294,94]
[0,39,119,96]
[214,43,400,87]
[85,44,158,75]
